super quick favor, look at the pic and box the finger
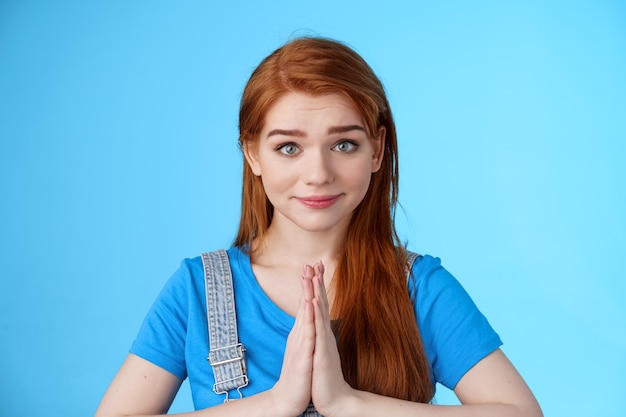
[314,262,326,291]
[303,263,315,279]
[312,262,323,296]
[294,289,314,334]
[302,264,315,302]
[303,298,314,329]
[287,299,314,357]
[276,298,315,414]
[312,297,325,334]
[312,297,335,367]
[294,292,307,325]
[291,285,314,343]
[313,263,330,321]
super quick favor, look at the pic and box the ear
[371,126,386,173]
[243,141,262,176]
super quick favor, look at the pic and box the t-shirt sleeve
[129,261,191,380]
[409,255,502,390]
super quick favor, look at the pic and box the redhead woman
[95,37,543,417]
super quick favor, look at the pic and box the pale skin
[95,93,543,417]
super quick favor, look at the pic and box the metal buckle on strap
[208,343,246,368]
[213,375,249,401]
[208,343,248,402]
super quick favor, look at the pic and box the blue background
[1,1,624,416]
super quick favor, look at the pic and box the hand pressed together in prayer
[270,262,354,417]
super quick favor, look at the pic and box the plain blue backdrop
[1,1,624,416]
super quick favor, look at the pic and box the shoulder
[184,246,249,280]
[153,250,240,307]
[406,253,452,294]
[197,246,256,291]
[407,253,479,317]
[406,252,503,388]
[161,255,204,294]
[160,247,255,300]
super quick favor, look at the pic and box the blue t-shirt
[130,246,501,409]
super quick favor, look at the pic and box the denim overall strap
[201,250,249,402]
[406,250,419,278]
[200,249,418,412]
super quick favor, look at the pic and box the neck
[251,220,347,269]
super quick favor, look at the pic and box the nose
[302,149,334,186]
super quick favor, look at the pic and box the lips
[296,194,341,209]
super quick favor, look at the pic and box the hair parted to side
[234,37,434,403]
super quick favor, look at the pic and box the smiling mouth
[296,195,341,209]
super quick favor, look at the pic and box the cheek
[346,161,374,188]
[258,168,292,199]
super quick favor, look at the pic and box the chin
[293,217,352,234]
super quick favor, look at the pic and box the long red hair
[234,37,433,402]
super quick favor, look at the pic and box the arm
[307,263,543,417]
[95,353,300,417]
[94,354,182,417]
[95,269,318,417]
[328,349,543,417]
[94,354,300,417]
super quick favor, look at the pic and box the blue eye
[334,141,357,152]
[277,143,299,156]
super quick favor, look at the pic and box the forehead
[262,92,366,129]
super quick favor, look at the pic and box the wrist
[317,386,361,417]
[266,385,309,417]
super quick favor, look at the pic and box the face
[244,92,385,235]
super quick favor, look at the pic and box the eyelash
[274,140,359,157]
[275,142,300,156]
[333,140,358,152]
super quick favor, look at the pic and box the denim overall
[201,249,419,417]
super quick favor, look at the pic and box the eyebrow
[328,124,367,134]
[266,129,306,138]
[266,125,366,138]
